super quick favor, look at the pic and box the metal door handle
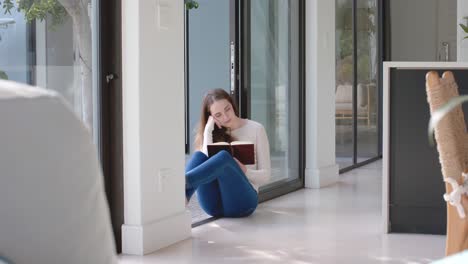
[230,42,235,94]
[106,73,118,83]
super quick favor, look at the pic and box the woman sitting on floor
[185,88,271,217]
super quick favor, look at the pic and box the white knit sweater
[201,119,271,192]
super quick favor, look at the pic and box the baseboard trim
[122,210,191,255]
[304,164,339,188]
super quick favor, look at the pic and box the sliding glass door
[336,0,354,168]
[356,0,379,163]
[0,0,101,143]
[241,0,304,199]
[0,0,124,252]
[335,0,381,170]
[185,0,305,221]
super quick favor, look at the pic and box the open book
[207,141,255,165]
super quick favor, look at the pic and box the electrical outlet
[157,168,172,192]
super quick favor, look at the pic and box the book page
[210,142,230,145]
[230,141,253,145]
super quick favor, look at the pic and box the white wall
[391,0,457,61]
[458,0,468,61]
[121,0,191,255]
[305,0,339,188]
[437,0,457,61]
[391,0,436,61]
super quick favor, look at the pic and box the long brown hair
[194,88,239,150]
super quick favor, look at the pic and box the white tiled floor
[119,160,446,263]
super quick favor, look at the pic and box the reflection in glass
[356,0,378,162]
[335,0,354,169]
[335,0,379,168]
[0,1,98,137]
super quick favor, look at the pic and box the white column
[121,0,191,255]
[304,0,339,188]
[458,0,468,61]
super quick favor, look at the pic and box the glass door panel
[356,0,379,162]
[336,0,354,169]
[335,0,381,170]
[186,0,304,216]
[0,1,100,143]
[187,0,230,153]
[186,0,230,224]
[245,0,302,189]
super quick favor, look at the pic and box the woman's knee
[213,150,232,161]
[212,150,238,170]
[193,151,208,159]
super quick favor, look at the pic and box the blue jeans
[185,151,258,217]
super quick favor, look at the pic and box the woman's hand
[204,116,222,135]
[212,116,223,129]
[234,158,247,174]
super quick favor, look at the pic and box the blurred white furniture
[433,250,468,263]
[0,80,117,264]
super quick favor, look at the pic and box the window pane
[185,0,231,224]
[248,0,301,186]
[0,1,99,140]
[356,0,379,162]
[335,0,354,168]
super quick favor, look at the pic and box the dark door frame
[99,0,124,253]
[338,0,383,173]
